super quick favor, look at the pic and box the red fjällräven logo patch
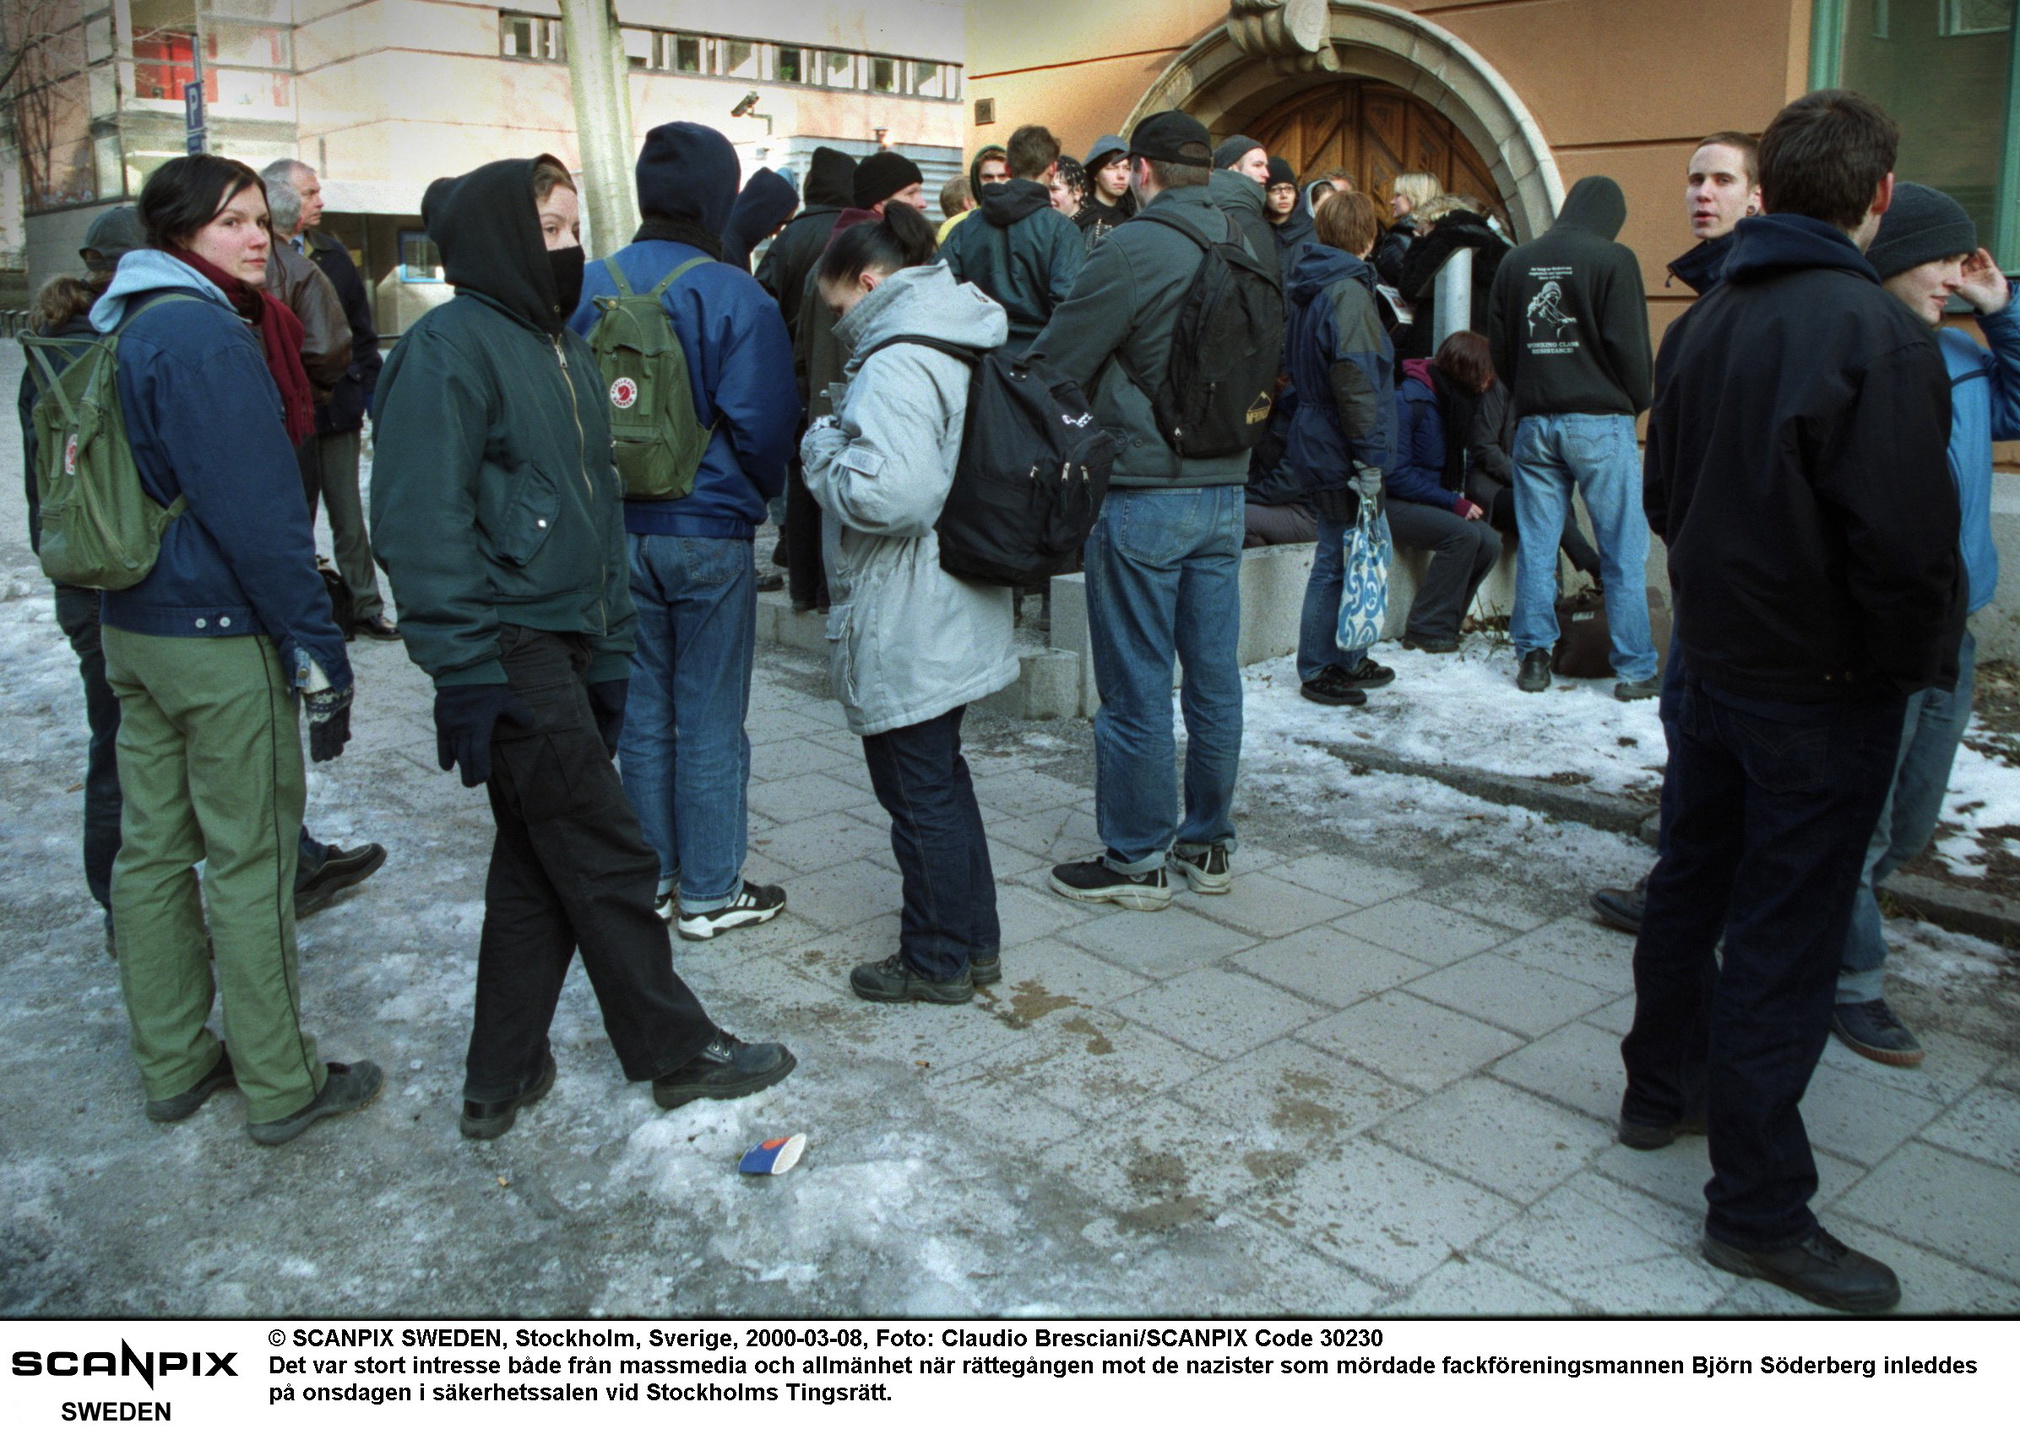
[610,378,639,410]
[63,434,79,475]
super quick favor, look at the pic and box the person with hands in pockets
[801,205,1019,1006]
[371,155,795,1141]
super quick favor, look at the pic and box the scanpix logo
[12,1343,238,1389]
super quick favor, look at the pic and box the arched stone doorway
[1247,79,1505,219]
[1125,2,1562,242]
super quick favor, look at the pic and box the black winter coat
[1393,211,1509,362]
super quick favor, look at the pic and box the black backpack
[854,335,1115,587]
[1117,207,1286,458]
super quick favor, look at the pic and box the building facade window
[581,24,959,99]
[1943,0,2015,35]
[500,13,565,62]
[400,231,445,283]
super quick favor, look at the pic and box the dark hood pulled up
[423,154,567,334]
[1721,213,1881,288]
[636,121,739,234]
[1553,175,1627,241]
[803,147,857,210]
[978,178,1053,227]
[723,167,801,270]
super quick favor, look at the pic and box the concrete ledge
[1312,740,1658,836]
[1877,872,2020,949]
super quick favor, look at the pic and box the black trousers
[466,626,716,1102]
[54,585,122,913]
[783,456,828,608]
[1384,499,1502,644]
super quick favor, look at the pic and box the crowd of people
[16,88,2015,1316]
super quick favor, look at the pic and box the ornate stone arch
[1126,1,1564,242]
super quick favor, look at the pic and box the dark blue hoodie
[1284,243,1395,492]
[568,122,797,540]
[1665,227,1738,297]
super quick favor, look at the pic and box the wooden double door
[1248,79,1503,216]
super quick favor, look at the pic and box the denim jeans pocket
[1729,713,1832,795]
[672,536,744,590]
[1111,491,1205,567]
[1561,417,1626,471]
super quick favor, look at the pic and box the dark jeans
[860,705,1000,982]
[55,586,123,913]
[1621,664,1906,1250]
[1242,501,1318,548]
[466,626,716,1102]
[1384,498,1502,644]
[1485,488,1602,579]
[784,455,828,609]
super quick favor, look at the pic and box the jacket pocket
[826,600,862,712]
[491,463,565,567]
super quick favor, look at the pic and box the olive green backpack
[586,256,714,500]
[22,294,195,590]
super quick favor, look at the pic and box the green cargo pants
[102,626,325,1123]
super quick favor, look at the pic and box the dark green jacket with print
[370,157,633,689]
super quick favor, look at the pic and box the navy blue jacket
[1284,244,1395,495]
[1388,363,1466,511]
[569,240,797,539]
[1665,228,1737,297]
[93,250,349,692]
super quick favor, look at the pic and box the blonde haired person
[1375,170,1443,286]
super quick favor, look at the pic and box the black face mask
[547,245,585,323]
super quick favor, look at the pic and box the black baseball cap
[1128,111,1212,166]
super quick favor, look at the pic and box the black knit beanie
[853,151,923,209]
[1868,183,1977,279]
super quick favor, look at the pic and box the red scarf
[169,246,317,445]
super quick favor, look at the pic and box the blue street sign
[183,81,205,154]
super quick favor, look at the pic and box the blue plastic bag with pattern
[1335,504,1391,655]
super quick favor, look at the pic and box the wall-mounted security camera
[730,91,761,118]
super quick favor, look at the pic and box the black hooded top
[1393,208,1511,362]
[424,154,570,335]
[757,147,858,333]
[722,168,800,271]
[1486,176,1651,417]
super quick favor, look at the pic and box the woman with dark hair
[1387,331,1505,651]
[1049,155,1087,222]
[371,155,794,1139]
[1076,134,1135,246]
[801,205,1015,1006]
[84,153,374,1144]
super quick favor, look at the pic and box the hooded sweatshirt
[756,147,855,333]
[799,264,1017,735]
[371,157,634,689]
[1487,176,1651,418]
[569,123,797,541]
[1665,226,1738,297]
[937,176,1085,344]
[721,167,800,272]
[1271,188,1315,273]
[1208,167,1281,288]
[1283,242,1395,498]
[86,249,350,690]
[1646,213,1960,702]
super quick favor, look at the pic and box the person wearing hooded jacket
[1388,347,1504,649]
[756,146,856,334]
[939,124,1084,346]
[1265,156,1315,273]
[1488,175,1657,699]
[568,121,798,943]
[371,155,795,1140]
[1208,135,1281,289]
[802,208,1017,1005]
[1077,134,1136,247]
[721,166,799,273]
[86,154,375,1145]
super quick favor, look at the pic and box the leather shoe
[1591,878,1647,935]
[1616,1108,1706,1150]
[1517,649,1553,693]
[461,1052,557,1140]
[296,841,388,918]
[1700,1227,1901,1313]
[146,1049,235,1122]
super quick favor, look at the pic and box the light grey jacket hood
[801,263,1018,736]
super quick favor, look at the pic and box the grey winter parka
[800,264,1018,736]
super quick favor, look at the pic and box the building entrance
[1247,78,1505,218]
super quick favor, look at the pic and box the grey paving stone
[959,1090,1087,1155]
[774,858,903,933]
[1203,1217,1388,1316]
[1488,915,1636,993]
[971,770,1090,817]
[749,736,856,782]
[992,883,1090,951]
[1412,873,1561,936]
[1488,1021,1624,1122]
[1595,1132,1867,1216]
[1266,852,1422,908]
[747,812,893,878]
[989,805,1102,863]
[929,1006,1217,1121]
[1332,897,1515,966]
[1479,1171,1700,1288]
[1299,992,1524,1091]
[1170,1039,1419,1148]
[1109,968,1329,1060]
[1062,906,1258,979]
[1249,1137,1520,1289]
[1920,1085,2020,1173]
[1039,1095,1270,1224]
[744,704,831,744]
[1815,1029,2004,1107]
[747,772,869,825]
[970,937,1150,1024]
[1373,1078,1614,1203]
[1990,1058,2020,1093]
[1379,1257,1578,1316]
[1584,993,1637,1038]
[1230,929,1429,1010]
[1403,953,1613,1040]
[796,979,1035,1073]
[1801,1057,1946,1168]
[1834,1141,2020,1284]
[1171,872,1352,938]
[1545,1253,1735,1314]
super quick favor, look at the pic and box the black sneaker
[460,1052,557,1140]
[1591,878,1647,935]
[1700,1227,1900,1314]
[1048,856,1172,911]
[1615,1108,1706,1150]
[1517,649,1553,693]
[970,953,1002,987]
[1171,843,1232,895]
[1299,667,1368,707]
[246,1060,384,1146]
[295,841,388,918]
[1340,656,1397,689]
[1615,675,1660,701]
[677,881,787,941]
[355,616,401,641]
[652,1032,797,1110]
[146,1049,235,1123]
[1402,635,1459,654]
[1832,999,1926,1068]
[851,954,974,1005]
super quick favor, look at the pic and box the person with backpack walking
[939,124,1085,346]
[568,122,798,941]
[371,155,796,1140]
[801,207,1018,1004]
[68,155,377,1143]
[1028,110,1281,909]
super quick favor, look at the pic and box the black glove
[434,684,535,788]
[586,678,628,758]
[303,686,353,763]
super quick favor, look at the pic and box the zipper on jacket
[553,333,609,636]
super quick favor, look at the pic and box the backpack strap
[20,340,80,424]
[648,255,713,299]
[854,333,980,367]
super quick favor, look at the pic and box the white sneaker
[653,885,678,924]
[1171,843,1232,895]
[677,881,787,941]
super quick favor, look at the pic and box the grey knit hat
[1212,134,1264,170]
[1868,183,1977,279]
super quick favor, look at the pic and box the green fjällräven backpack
[22,294,196,590]
[587,256,714,500]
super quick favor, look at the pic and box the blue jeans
[619,533,756,914]
[861,705,999,982]
[1511,413,1657,682]
[1084,486,1244,876]
[1839,627,1977,1004]
[1297,514,1374,680]
[1622,665,1906,1249]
